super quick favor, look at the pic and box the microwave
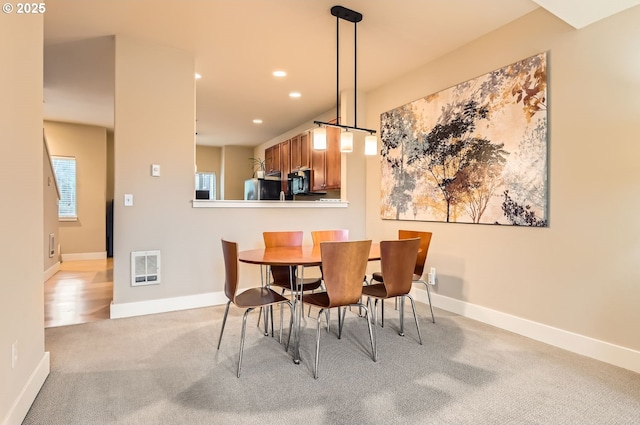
[288,169,312,195]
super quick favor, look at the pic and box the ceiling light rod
[313,120,376,135]
[314,5,375,135]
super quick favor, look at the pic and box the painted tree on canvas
[380,53,548,226]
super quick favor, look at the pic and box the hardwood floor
[44,258,113,328]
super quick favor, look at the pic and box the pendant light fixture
[312,5,377,155]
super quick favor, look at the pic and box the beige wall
[43,138,60,271]
[221,145,253,200]
[107,129,115,201]
[110,35,366,309]
[195,145,221,200]
[0,13,48,425]
[113,35,197,304]
[365,7,640,352]
[44,121,107,257]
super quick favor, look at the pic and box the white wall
[365,7,640,361]
[0,13,49,425]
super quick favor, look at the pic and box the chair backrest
[221,239,239,301]
[263,231,304,284]
[320,240,372,307]
[311,229,349,245]
[398,230,432,277]
[380,238,420,297]
[263,231,304,248]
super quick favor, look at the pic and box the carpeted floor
[23,303,640,425]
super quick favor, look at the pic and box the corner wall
[112,35,197,305]
[0,12,49,425]
[364,7,640,369]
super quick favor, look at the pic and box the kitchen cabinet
[311,126,341,191]
[265,144,280,175]
[280,139,291,193]
[290,131,311,171]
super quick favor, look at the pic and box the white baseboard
[1,352,50,425]
[110,292,228,319]
[411,288,640,375]
[61,251,107,261]
[43,262,60,281]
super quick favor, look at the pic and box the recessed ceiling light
[253,119,263,124]
[195,73,202,79]
[289,92,301,98]
[273,70,286,77]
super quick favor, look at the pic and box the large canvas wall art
[380,53,548,226]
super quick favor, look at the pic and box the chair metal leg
[424,282,435,323]
[237,307,254,378]
[399,296,405,336]
[373,299,379,359]
[406,294,422,345]
[279,303,284,343]
[381,300,385,328]
[285,302,294,352]
[414,280,436,323]
[360,303,377,362]
[217,300,231,349]
[337,306,343,339]
[314,308,324,379]
[270,305,275,337]
[256,306,262,327]
[338,306,347,339]
[326,309,330,333]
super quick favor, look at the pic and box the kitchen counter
[192,199,348,208]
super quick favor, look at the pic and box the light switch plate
[124,194,133,206]
[151,164,160,177]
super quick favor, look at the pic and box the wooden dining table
[238,242,381,364]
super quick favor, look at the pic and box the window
[195,172,216,200]
[52,156,77,220]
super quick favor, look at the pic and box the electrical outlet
[428,267,436,285]
[11,341,18,369]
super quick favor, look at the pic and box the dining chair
[370,230,435,324]
[262,231,323,335]
[218,239,293,378]
[311,229,369,323]
[304,239,376,379]
[263,231,323,294]
[310,229,349,326]
[362,238,422,359]
[310,229,349,245]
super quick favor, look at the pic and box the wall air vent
[131,250,161,286]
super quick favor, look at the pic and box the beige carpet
[23,303,640,425]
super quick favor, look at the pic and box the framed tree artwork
[380,52,548,226]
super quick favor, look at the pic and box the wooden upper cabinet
[324,127,341,189]
[291,132,311,171]
[290,134,301,171]
[280,139,291,176]
[311,126,341,191]
[265,144,280,174]
[279,139,291,194]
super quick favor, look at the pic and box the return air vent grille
[131,250,161,286]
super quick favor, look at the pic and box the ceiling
[42,0,640,147]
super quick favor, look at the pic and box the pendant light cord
[336,14,340,126]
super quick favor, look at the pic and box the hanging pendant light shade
[364,134,377,155]
[340,131,353,153]
[313,126,327,150]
